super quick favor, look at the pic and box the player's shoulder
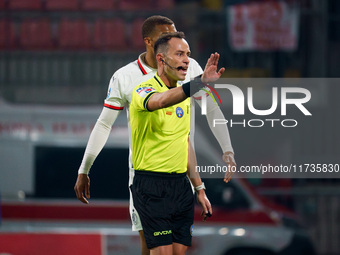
[134,79,155,91]
[136,72,155,86]
[188,57,203,76]
[189,57,202,69]
[189,57,200,66]
[113,60,139,78]
[134,75,157,91]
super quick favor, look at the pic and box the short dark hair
[142,15,174,39]
[154,31,186,58]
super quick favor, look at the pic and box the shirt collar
[154,73,179,89]
[138,53,156,75]
[154,73,165,87]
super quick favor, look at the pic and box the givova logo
[154,230,172,236]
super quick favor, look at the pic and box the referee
[75,15,235,255]
[129,32,225,255]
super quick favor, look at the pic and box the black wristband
[182,82,190,97]
[182,75,204,97]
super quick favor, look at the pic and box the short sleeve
[131,84,157,111]
[104,72,126,110]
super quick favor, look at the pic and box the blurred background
[0,0,339,105]
[0,0,339,255]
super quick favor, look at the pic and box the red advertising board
[0,233,102,255]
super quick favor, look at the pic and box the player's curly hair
[154,32,186,57]
[142,15,174,39]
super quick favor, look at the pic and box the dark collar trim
[154,75,163,87]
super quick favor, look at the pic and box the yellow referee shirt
[129,74,191,174]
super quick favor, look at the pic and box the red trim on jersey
[104,103,124,110]
[137,59,148,75]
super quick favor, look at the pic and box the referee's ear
[156,53,165,67]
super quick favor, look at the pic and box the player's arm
[187,138,212,221]
[75,71,126,204]
[74,106,120,204]
[196,95,236,183]
[191,55,236,182]
[205,100,236,183]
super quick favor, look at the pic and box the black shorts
[130,170,195,249]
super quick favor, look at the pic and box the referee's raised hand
[201,52,225,83]
[74,174,90,204]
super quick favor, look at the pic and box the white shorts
[129,185,143,231]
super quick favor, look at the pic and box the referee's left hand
[201,52,225,83]
[196,190,212,221]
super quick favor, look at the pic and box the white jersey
[104,53,203,187]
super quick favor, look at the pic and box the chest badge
[176,107,184,118]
